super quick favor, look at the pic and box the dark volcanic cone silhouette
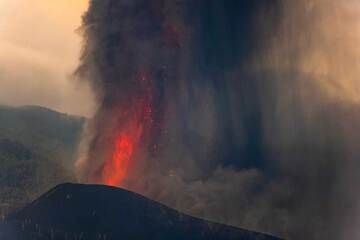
[1,183,282,240]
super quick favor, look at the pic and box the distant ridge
[1,183,283,240]
[0,105,86,119]
[0,105,84,217]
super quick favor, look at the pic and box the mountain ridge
[0,105,84,216]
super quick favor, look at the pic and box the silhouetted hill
[0,105,84,215]
[1,183,282,240]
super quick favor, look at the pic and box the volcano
[0,183,282,240]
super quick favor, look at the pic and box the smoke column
[76,0,360,239]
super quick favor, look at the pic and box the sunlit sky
[0,0,94,116]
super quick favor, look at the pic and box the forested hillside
[0,105,84,215]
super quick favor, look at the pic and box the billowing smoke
[76,0,360,239]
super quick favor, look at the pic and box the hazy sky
[0,0,94,116]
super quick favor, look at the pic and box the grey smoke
[76,1,360,239]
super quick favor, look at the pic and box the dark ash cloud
[76,1,360,239]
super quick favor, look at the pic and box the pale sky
[0,0,94,116]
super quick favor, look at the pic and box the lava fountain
[76,0,183,189]
[101,70,155,187]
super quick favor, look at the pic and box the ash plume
[76,0,360,239]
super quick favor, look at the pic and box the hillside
[0,105,84,215]
[1,183,282,240]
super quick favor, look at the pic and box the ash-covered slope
[1,183,282,240]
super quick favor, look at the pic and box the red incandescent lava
[102,126,143,187]
[99,21,181,187]
[100,70,154,187]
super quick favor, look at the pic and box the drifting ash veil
[76,1,360,239]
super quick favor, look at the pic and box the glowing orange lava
[101,118,144,187]
[101,69,154,187]
[102,133,133,186]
